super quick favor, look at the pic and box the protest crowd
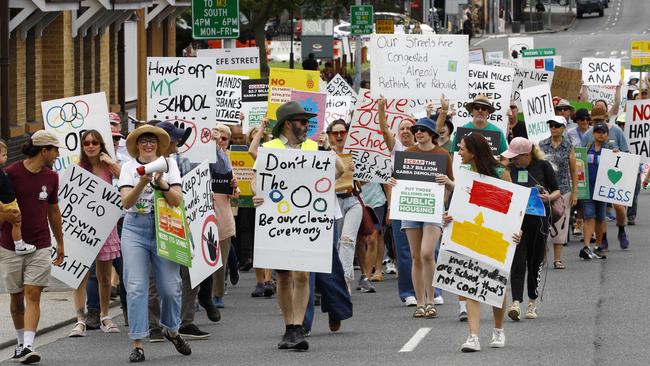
[1,33,650,364]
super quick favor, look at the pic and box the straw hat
[125,125,170,158]
[465,94,496,114]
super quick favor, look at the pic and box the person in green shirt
[450,95,508,155]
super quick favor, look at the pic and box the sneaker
[404,296,417,307]
[86,309,100,330]
[618,231,630,250]
[278,327,292,349]
[198,298,221,322]
[385,260,397,274]
[18,348,41,365]
[212,296,224,308]
[433,295,444,305]
[525,302,538,319]
[251,283,265,297]
[461,335,481,352]
[627,216,636,226]
[163,330,192,356]
[179,324,211,339]
[129,347,145,363]
[507,301,521,321]
[15,243,36,255]
[289,325,309,351]
[606,213,616,222]
[458,311,468,322]
[358,277,376,293]
[263,281,276,297]
[593,247,607,259]
[12,344,24,360]
[489,329,505,348]
[149,327,165,343]
[579,247,593,260]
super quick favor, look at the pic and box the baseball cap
[593,122,609,134]
[501,137,532,159]
[31,130,61,148]
[156,121,191,147]
[546,116,567,127]
[111,124,124,138]
[109,112,121,125]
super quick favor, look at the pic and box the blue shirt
[580,124,629,152]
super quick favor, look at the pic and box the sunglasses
[328,131,347,137]
[83,140,100,147]
[138,138,158,145]
[549,123,564,129]
[473,106,489,112]
[509,105,518,109]
[557,107,571,112]
[219,136,229,142]
[413,127,430,133]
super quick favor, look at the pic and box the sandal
[163,330,192,356]
[100,316,121,333]
[413,306,426,318]
[424,303,438,319]
[129,347,145,363]
[553,261,566,269]
[68,321,86,337]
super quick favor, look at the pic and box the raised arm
[377,96,396,151]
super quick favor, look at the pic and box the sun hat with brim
[156,121,191,147]
[575,108,590,121]
[501,137,532,159]
[593,122,609,134]
[546,115,567,127]
[465,95,496,114]
[616,113,626,123]
[125,125,170,158]
[31,130,61,148]
[410,118,439,138]
[272,101,317,138]
[590,106,609,121]
[555,99,574,111]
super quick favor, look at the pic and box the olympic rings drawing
[45,100,90,130]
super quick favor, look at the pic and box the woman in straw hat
[118,125,191,362]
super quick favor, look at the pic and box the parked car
[576,0,604,18]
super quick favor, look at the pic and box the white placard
[369,34,469,100]
[486,51,504,63]
[326,74,358,111]
[42,92,115,173]
[625,99,650,160]
[593,149,640,207]
[215,74,246,124]
[147,57,217,163]
[582,57,621,86]
[325,95,352,126]
[469,48,485,64]
[520,84,555,143]
[511,67,553,110]
[50,166,123,289]
[586,85,617,110]
[390,180,445,223]
[253,148,335,273]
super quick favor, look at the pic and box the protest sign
[453,127,502,155]
[241,78,268,133]
[183,162,222,288]
[369,34,469,100]
[489,58,518,68]
[486,51,504,64]
[215,74,246,124]
[389,151,447,223]
[631,40,650,72]
[196,47,261,79]
[253,148,336,273]
[405,99,436,117]
[593,150,640,207]
[147,57,216,163]
[508,37,534,60]
[525,187,546,216]
[551,66,582,100]
[229,150,255,207]
[154,189,192,267]
[625,99,650,159]
[291,90,327,139]
[469,48,485,64]
[42,92,114,173]
[520,84,555,143]
[452,64,515,136]
[586,85,617,110]
[582,58,621,86]
[520,49,561,72]
[50,166,123,288]
[325,95,353,126]
[574,147,591,200]
[268,68,320,123]
[343,89,413,183]
[511,67,554,109]
[326,74,358,111]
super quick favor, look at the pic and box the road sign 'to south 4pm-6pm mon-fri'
[192,0,239,40]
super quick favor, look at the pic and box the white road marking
[610,50,618,55]
[621,51,628,55]
[473,38,489,46]
[399,328,432,353]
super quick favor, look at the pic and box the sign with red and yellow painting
[267,68,321,125]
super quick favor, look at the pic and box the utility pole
[353,0,362,92]
[0,0,9,139]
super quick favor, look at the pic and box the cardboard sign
[582,58,621,86]
[183,162,222,288]
[268,68,320,123]
[551,66,582,100]
[453,127,502,155]
[325,95,353,126]
[390,151,447,223]
[593,150,640,207]
[241,78,268,133]
[508,37,534,60]
[147,57,217,164]
[574,147,591,200]
[520,84,555,143]
[196,47,261,79]
[50,166,123,289]
[290,90,327,139]
[369,34,469,100]
[343,89,413,183]
[469,48,485,64]
[215,74,246,124]
[42,92,115,173]
[375,19,394,34]
[452,64,515,136]
[254,148,336,273]
[154,189,192,267]
[625,99,650,159]
[511,67,554,109]
[229,150,255,207]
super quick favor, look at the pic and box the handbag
[354,192,378,236]
[550,194,566,224]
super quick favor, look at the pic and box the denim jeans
[122,213,182,340]
[391,219,415,301]
[336,196,363,282]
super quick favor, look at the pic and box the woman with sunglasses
[448,133,520,352]
[67,130,123,338]
[119,125,191,362]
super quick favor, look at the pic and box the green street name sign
[351,5,373,36]
[192,0,239,40]
[521,48,556,57]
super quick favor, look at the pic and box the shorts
[581,199,607,221]
[2,199,19,212]
[401,220,443,231]
[372,206,385,231]
[0,247,51,293]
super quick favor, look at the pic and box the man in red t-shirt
[0,130,65,364]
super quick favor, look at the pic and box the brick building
[1,0,188,160]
